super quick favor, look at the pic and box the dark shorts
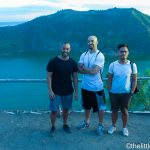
[81,88,106,113]
[109,93,132,113]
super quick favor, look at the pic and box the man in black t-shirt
[46,43,78,137]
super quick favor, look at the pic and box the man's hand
[49,91,55,100]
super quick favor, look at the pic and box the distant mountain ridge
[0,21,24,27]
[0,8,150,54]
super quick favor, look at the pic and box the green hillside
[0,8,150,54]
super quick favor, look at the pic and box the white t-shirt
[79,50,105,91]
[108,60,137,93]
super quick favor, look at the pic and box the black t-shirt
[46,57,78,95]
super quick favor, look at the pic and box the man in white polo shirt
[107,44,137,137]
[77,35,106,135]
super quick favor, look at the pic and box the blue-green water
[0,51,150,110]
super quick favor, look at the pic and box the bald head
[88,36,98,42]
[61,42,71,58]
[62,43,71,49]
[88,35,98,51]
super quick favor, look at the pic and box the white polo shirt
[79,50,105,91]
[108,60,137,93]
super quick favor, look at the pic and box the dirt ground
[0,111,149,150]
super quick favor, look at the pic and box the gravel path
[0,111,149,150]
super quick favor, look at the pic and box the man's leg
[96,110,105,135]
[96,92,106,125]
[112,110,118,127]
[121,110,130,136]
[50,95,60,127]
[121,108,129,136]
[62,108,71,133]
[61,95,73,133]
[50,111,57,127]
[98,110,104,125]
[82,89,92,124]
[122,109,128,128]
[108,93,119,134]
[62,108,69,125]
[96,91,106,135]
[85,109,91,124]
[107,110,118,135]
[76,89,91,129]
[50,111,57,137]
[61,95,73,125]
[120,94,131,136]
[121,93,131,128]
[109,93,119,127]
[49,94,60,136]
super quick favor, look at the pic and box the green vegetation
[0,8,150,54]
[130,70,150,111]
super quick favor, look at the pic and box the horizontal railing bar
[0,79,46,83]
[0,77,150,83]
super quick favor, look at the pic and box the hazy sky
[0,0,150,22]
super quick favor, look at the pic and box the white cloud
[0,0,58,7]
[0,0,150,9]
[0,0,150,22]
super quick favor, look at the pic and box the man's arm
[81,65,100,74]
[131,74,137,94]
[108,73,113,92]
[47,72,55,99]
[72,72,78,100]
[78,63,86,74]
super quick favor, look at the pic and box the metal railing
[0,77,150,82]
